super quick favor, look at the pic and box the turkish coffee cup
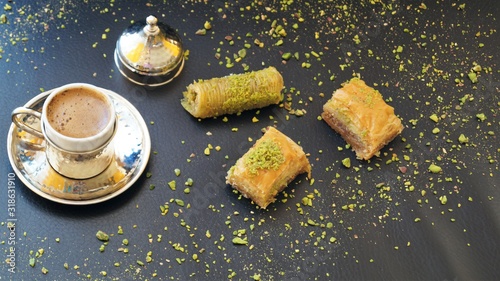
[11,83,117,179]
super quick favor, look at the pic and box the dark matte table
[1,1,499,280]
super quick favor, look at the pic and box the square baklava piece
[321,78,403,160]
[226,127,311,208]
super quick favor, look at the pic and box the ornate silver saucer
[7,87,151,205]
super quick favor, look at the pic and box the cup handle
[11,107,44,139]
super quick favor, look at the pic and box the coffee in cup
[46,87,112,138]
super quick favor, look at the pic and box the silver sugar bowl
[114,15,185,87]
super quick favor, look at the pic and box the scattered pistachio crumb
[96,230,109,242]
[342,158,351,168]
[428,164,442,174]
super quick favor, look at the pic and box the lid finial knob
[144,15,159,35]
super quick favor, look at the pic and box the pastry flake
[226,127,311,208]
[321,78,403,160]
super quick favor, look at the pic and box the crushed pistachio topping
[243,138,285,175]
[221,68,282,113]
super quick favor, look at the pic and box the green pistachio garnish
[243,139,284,175]
[458,134,469,144]
[232,237,248,245]
[185,178,194,186]
[204,21,212,30]
[175,199,185,207]
[96,230,109,242]
[429,114,439,122]
[168,180,176,190]
[282,52,292,61]
[342,158,351,168]
[439,195,448,205]
[467,72,478,83]
[476,113,486,121]
[428,164,442,174]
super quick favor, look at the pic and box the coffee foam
[47,88,111,138]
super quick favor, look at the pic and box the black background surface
[1,1,499,280]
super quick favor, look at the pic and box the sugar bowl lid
[114,15,185,87]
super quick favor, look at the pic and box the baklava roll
[226,127,311,208]
[321,78,404,160]
[181,67,284,118]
